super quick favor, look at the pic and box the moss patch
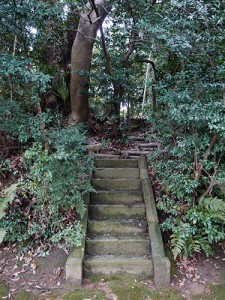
[165,247,177,276]
[14,290,37,300]
[109,279,183,300]
[193,284,225,300]
[63,289,106,300]
[0,279,9,298]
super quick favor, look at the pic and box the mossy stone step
[88,219,147,236]
[89,204,145,219]
[91,190,143,205]
[86,237,151,256]
[93,168,139,179]
[128,136,146,142]
[95,159,138,168]
[92,179,141,190]
[84,256,153,280]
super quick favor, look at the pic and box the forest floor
[0,243,225,300]
[1,127,225,299]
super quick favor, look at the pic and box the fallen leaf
[31,262,36,270]
[12,265,18,271]
[11,276,20,282]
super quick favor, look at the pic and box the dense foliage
[0,0,92,252]
[1,126,93,252]
[143,0,225,258]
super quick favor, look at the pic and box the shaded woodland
[0,0,225,259]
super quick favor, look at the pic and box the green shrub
[0,126,94,252]
[146,0,225,259]
[164,197,225,259]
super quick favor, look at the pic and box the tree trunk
[70,1,111,124]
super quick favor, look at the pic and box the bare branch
[195,133,219,181]
[203,133,219,161]
[124,29,138,66]
[198,151,224,199]
[138,59,156,71]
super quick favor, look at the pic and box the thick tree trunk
[70,1,111,124]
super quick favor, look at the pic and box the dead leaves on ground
[0,245,66,299]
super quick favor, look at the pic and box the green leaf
[0,183,18,218]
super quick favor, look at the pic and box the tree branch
[88,0,113,76]
[124,29,138,66]
[75,30,98,41]
[138,59,156,72]
[195,133,219,181]
[198,150,224,199]
[203,133,219,161]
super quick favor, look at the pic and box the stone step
[138,143,158,148]
[84,256,153,280]
[128,156,143,159]
[86,237,151,256]
[94,153,120,158]
[123,150,150,156]
[91,190,143,205]
[92,179,141,190]
[88,219,147,237]
[139,148,154,151]
[95,159,138,168]
[93,168,139,179]
[128,136,146,142]
[89,204,145,219]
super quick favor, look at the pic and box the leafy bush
[0,126,93,252]
[150,99,225,259]
[158,195,225,259]
[146,0,225,259]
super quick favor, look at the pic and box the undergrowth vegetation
[1,126,93,252]
[0,0,93,253]
[0,116,93,252]
[0,81,93,253]
[147,0,225,259]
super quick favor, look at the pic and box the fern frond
[0,183,18,218]
[171,232,214,259]
[198,237,214,257]
[199,197,225,212]
[199,197,225,222]
[0,183,18,243]
[75,122,89,133]
[171,231,186,260]
[186,238,201,256]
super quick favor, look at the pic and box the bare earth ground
[0,244,225,300]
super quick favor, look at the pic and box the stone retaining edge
[138,155,171,288]
[65,192,90,285]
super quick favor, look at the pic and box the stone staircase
[92,136,160,159]
[66,155,170,287]
[83,159,153,280]
[122,136,160,158]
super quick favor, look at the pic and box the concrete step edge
[89,204,146,219]
[93,168,139,179]
[92,179,141,190]
[84,256,152,262]
[95,159,138,168]
[83,256,153,279]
